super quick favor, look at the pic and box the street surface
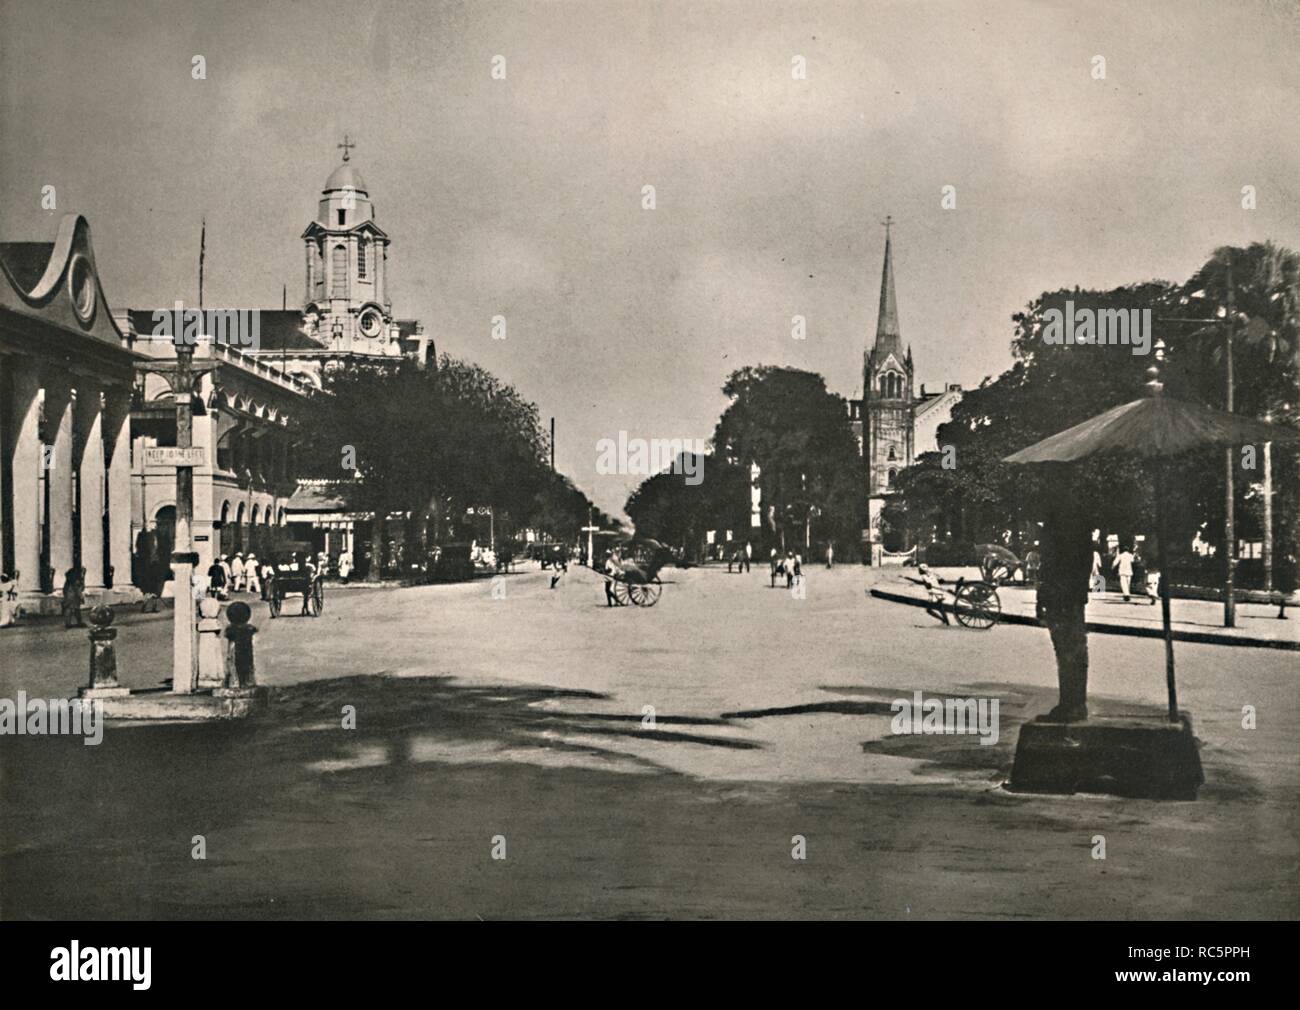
[2,564,1296,919]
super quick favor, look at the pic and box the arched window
[331,244,348,291]
[358,237,368,279]
[887,445,897,461]
[879,374,889,396]
[887,469,897,488]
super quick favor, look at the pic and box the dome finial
[337,134,356,163]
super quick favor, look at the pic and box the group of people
[203,549,351,601]
[1091,545,1159,604]
[770,547,804,588]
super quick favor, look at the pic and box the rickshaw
[268,561,324,618]
[606,538,669,607]
[975,544,1023,586]
[949,576,1001,630]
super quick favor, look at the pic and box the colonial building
[1,215,140,612]
[848,225,962,556]
[122,322,314,594]
[247,141,434,386]
[127,145,433,575]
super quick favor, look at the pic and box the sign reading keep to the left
[144,447,206,467]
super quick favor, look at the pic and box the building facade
[1,215,140,613]
[123,324,314,593]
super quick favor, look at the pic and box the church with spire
[848,220,963,555]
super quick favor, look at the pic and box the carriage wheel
[268,587,281,618]
[629,577,662,607]
[307,581,324,617]
[613,580,631,606]
[954,582,1000,630]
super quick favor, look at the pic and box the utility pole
[1223,258,1237,628]
[171,343,198,694]
[581,507,599,568]
[1263,418,1274,592]
[550,416,555,471]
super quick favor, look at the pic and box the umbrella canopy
[1002,389,1299,724]
[1003,395,1300,464]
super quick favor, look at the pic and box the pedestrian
[550,550,568,589]
[1089,547,1104,594]
[826,542,834,569]
[231,552,246,593]
[784,550,796,589]
[1024,545,1040,584]
[207,557,227,599]
[903,564,949,626]
[0,569,17,628]
[338,549,353,585]
[218,554,233,596]
[260,556,275,601]
[62,566,86,629]
[1276,550,1296,619]
[604,548,622,607]
[743,541,752,573]
[245,552,261,597]
[1144,563,1160,606]
[1114,545,1135,601]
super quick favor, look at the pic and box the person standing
[260,556,275,601]
[743,541,752,573]
[603,548,622,607]
[230,552,246,593]
[338,549,353,585]
[207,558,227,599]
[62,566,86,629]
[825,542,834,569]
[0,569,17,628]
[1090,548,1104,594]
[1114,545,1135,601]
[245,552,261,597]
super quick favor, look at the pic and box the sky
[2,0,1298,516]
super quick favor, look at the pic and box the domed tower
[301,138,394,353]
[863,218,915,542]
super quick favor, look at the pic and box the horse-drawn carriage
[268,562,324,618]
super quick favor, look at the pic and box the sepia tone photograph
[0,0,1296,957]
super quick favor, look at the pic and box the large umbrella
[1004,375,1300,720]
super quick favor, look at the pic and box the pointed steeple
[873,216,902,355]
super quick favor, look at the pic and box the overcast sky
[3,0,1298,516]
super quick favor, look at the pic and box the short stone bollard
[196,597,225,689]
[222,602,257,689]
[80,605,130,699]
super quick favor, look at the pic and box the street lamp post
[171,344,199,693]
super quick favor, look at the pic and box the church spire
[873,216,902,353]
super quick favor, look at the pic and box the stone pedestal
[79,605,131,700]
[196,597,225,688]
[1008,714,1203,800]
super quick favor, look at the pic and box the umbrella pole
[1155,465,1178,722]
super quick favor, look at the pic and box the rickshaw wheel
[631,577,662,607]
[954,582,1000,630]
[613,580,631,606]
[268,587,281,618]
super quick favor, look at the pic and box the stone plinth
[1008,714,1203,800]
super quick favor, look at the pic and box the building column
[9,360,42,593]
[104,388,133,591]
[76,383,107,589]
[44,376,75,592]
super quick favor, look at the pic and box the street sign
[144,447,205,467]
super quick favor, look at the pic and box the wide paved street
[2,564,1296,919]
